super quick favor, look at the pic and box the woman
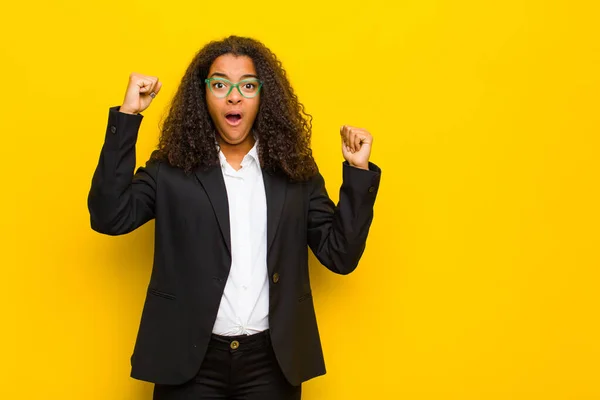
[88,35,381,400]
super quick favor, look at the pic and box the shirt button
[110,125,117,134]
[272,273,280,284]
[230,340,240,350]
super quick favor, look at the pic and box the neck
[219,135,256,171]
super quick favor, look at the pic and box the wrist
[119,106,138,115]
[349,161,369,170]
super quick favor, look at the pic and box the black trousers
[153,330,302,400]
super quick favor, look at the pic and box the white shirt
[211,142,269,336]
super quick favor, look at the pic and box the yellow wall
[2,0,599,398]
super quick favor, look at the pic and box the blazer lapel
[262,169,287,256]
[194,166,231,254]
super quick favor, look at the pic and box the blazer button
[230,340,240,350]
[110,125,117,134]
[272,272,280,284]
[368,186,375,193]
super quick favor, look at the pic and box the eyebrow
[209,72,259,80]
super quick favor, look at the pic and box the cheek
[206,98,220,120]
[248,99,260,118]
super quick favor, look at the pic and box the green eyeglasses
[205,77,263,99]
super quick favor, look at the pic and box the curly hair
[151,35,318,181]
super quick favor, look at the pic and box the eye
[244,83,256,89]
[214,82,225,89]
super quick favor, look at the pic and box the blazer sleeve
[307,161,381,275]
[87,106,160,236]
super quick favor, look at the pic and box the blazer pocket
[298,291,312,303]
[148,288,176,300]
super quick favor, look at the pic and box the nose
[227,87,242,104]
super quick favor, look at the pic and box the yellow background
[1,0,599,398]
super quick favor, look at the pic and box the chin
[219,133,249,146]
[225,138,246,145]
[218,128,251,145]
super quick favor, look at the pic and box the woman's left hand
[340,125,373,170]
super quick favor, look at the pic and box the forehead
[208,54,256,78]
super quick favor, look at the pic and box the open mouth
[225,112,243,126]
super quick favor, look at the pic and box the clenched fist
[119,73,163,115]
[340,125,373,170]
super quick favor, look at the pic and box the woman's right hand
[119,73,162,115]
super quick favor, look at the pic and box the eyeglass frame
[204,77,263,99]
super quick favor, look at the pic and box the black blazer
[88,106,381,386]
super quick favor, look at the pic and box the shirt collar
[218,138,260,169]
[245,140,259,165]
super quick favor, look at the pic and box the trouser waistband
[209,329,271,351]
